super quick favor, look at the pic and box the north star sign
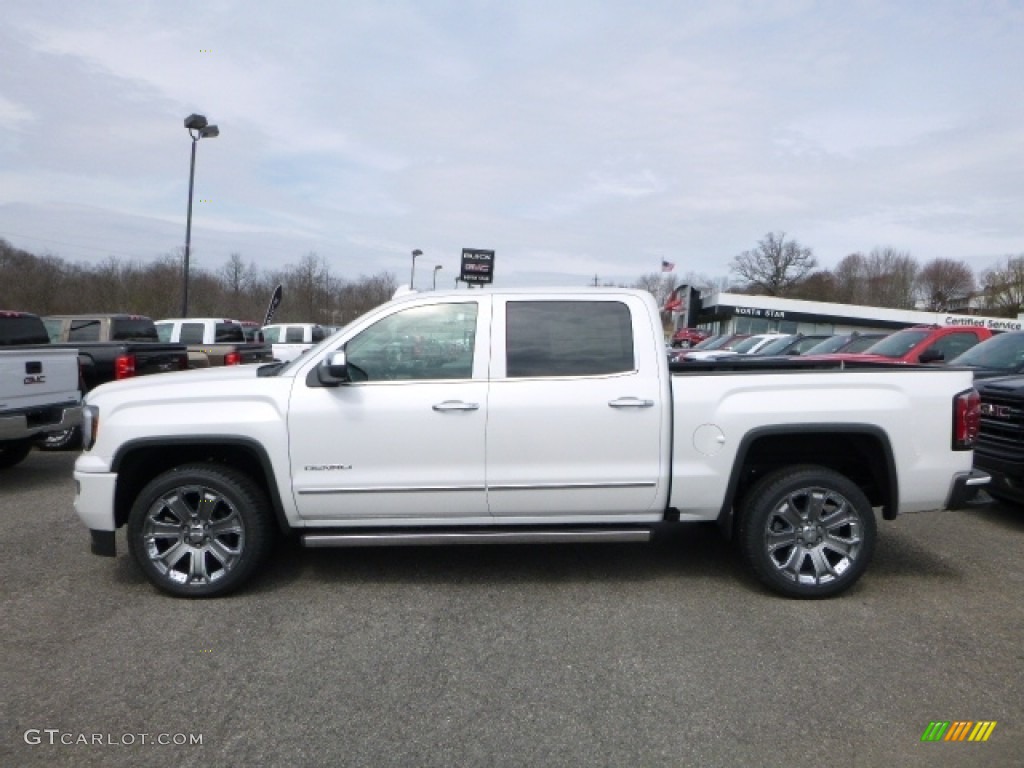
[730,306,786,319]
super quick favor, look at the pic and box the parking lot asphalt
[2,450,1021,767]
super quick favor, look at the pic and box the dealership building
[678,290,1024,337]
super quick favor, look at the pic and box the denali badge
[23,375,46,385]
[304,464,353,471]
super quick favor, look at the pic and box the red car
[818,325,992,364]
[670,328,712,348]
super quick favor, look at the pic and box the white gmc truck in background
[0,348,81,469]
[73,289,988,598]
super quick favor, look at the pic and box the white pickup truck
[73,289,988,598]
[261,322,328,363]
[0,348,82,469]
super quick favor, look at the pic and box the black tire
[737,465,876,598]
[0,441,33,470]
[127,463,273,597]
[36,426,82,451]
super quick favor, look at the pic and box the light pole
[410,249,422,290]
[182,113,219,317]
[432,264,443,290]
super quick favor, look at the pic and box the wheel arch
[111,436,290,534]
[716,424,898,538]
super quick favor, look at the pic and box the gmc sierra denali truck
[73,289,988,598]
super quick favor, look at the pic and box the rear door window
[505,301,634,377]
[180,323,205,344]
[214,323,243,342]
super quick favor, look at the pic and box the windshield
[803,336,847,355]
[949,332,1024,371]
[861,329,930,358]
[843,334,887,353]
[729,336,768,354]
[752,336,797,356]
[693,335,727,350]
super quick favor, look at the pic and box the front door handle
[608,397,654,408]
[432,400,480,412]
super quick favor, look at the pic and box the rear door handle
[432,400,480,412]
[608,397,654,408]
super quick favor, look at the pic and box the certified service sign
[460,248,495,284]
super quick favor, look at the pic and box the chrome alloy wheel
[763,486,864,586]
[141,484,245,587]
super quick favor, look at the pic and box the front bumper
[973,458,1024,505]
[73,465,118,556]
[945,469,992,510]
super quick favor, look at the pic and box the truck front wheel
[127,463,273,597]
[738,466,876,598]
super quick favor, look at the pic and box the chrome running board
[301,528,653,548]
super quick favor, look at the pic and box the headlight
[81,405,99,451]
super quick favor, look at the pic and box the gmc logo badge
[980,403,1015,419]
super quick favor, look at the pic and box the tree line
[5,233,1024,323]
[723,232,1024,316]
[0,239,397,325]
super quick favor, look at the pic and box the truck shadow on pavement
[251,522,748,594]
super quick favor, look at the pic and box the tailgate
[132,344,189,376]
[237,344,274,363]
[0,349,80,412]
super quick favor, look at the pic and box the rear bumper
[945,469,992,510]
[0,402,82,441]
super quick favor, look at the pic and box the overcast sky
[2,0,1023,290]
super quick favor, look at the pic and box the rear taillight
[224,351,241,366]
[115,354,136,379]
[953,388,980,450]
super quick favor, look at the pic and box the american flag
[661,259,675,273]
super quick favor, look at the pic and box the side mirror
[918,348,944,364]
[316,351,351,386]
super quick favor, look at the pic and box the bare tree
[981,254,1024,317]
[831,252,868,305]
[730,232,817,296]
[631,272,675,308]
[790,270,837,302]
[916,258,975,311]
[864,247,918,309]
[828,248,919,309]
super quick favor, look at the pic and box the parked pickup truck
[971,372,1024,505]
[73,289,988,599]
[262,322,328,363]
[3,311,186,451]
[156,318,274,368]
[0,312,82,468]
[42,314,190,391]
[36,314,189,449]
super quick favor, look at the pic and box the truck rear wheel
[0,441,33,469]
[738,465,876,598]
[127,463,273,597]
